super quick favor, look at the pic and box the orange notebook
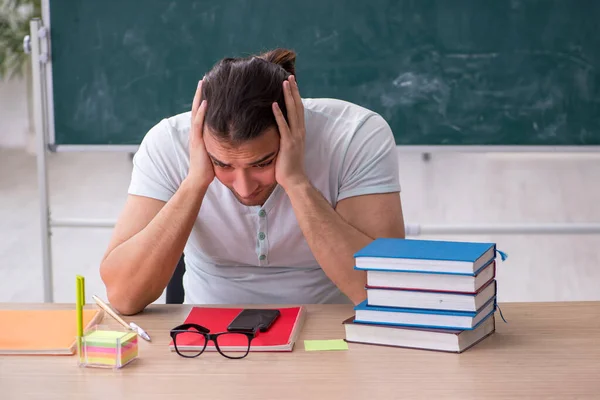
[0,309,103,355]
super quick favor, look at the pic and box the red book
[168,306,306,353]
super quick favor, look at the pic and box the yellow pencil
[76,275,84,354]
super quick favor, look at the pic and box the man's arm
[100,179,207,315]
[272,75,404,304]
[100,79,214,315]
[286,183,405,304]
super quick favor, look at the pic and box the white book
[344,313,495,353]
[366,280,497,312]
[366,260,496,293]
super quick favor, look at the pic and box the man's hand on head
[187,79,216,190]
[272,75,309,192]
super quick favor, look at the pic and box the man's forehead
[204,127,278,145]
[204,128,279,158]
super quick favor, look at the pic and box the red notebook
[168,306,306,353]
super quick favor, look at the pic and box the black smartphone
[227,309,281,333]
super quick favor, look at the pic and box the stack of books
[344,238,501,353]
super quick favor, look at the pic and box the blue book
[354,297,496,330]
[354,238,497,275]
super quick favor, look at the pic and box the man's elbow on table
[104,287,148,316]
[100,268,150,316]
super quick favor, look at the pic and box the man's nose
[233,170,258,198]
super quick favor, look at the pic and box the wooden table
[1,302,599,399]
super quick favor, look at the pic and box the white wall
[0,77,30,149]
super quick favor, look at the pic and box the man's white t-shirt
[128,98,401,305]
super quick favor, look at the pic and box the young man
[100,49,405,315]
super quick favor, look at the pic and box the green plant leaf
[0,0,41,79]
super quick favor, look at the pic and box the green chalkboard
[48,0,600,147]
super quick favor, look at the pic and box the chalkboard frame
[42,0,600,152]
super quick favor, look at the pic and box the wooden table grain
[1,302,599,399]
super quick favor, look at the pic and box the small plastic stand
[78,325,139,369]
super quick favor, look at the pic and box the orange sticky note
[0,309,102,355]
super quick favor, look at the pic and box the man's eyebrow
[207,151,277,167]
[248,152,277,166]
[207,153,230,167]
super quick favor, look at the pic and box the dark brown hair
[201,48,296,144]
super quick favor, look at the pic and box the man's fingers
[191,100,207,147]
[190,79,202,148]
[193,100,207,131]
[192,79,203,118]
[288,75,304,124]
[272,102,291,141]
[283,80,298,134]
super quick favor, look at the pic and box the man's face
[204,127,280,206]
